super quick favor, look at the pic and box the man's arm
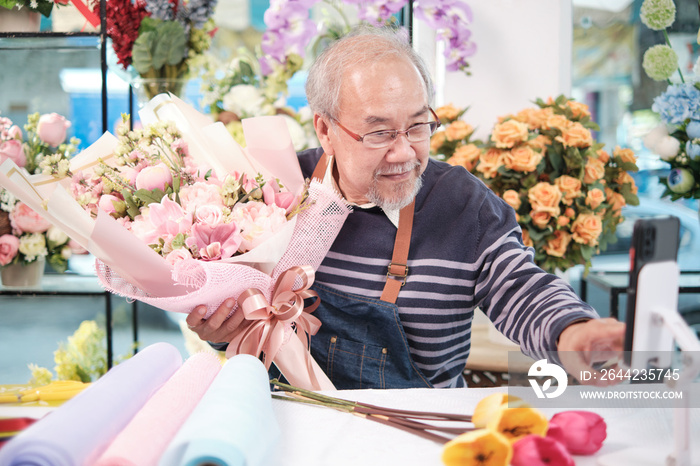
[557,317,626,385]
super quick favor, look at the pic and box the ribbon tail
[69,0,100,27]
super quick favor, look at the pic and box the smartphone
[623,216,680,365]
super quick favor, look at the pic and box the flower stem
[663,29,685,83]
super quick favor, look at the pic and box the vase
[1,257,45,288]
[0,7,41,33]
[131,78,188,108]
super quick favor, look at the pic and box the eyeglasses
[333,108,442,150]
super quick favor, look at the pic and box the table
[0,274,139,368]
[269,387,700,466]
[1,385,699,465]
[581,271,700,319]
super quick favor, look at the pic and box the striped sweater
[298,148,599,388]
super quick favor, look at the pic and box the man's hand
[557,318,626,386]
[185,298,245,346]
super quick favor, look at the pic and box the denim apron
[303,153,434,390]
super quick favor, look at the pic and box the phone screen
[623,216,680,362]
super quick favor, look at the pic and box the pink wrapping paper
[94,352,222,466]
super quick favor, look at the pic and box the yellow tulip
[486,405,549,444]
[472,393,524,428]
[442,429,512,466]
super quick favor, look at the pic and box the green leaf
[134,188,166,206]
[121,190,142,219]
[131,31,158,75]
[547,146,563,176]
[152,21,187,69]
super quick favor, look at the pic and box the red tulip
[512,434,574,466]
[547,410,607,455]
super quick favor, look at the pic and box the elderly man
[187,27,625,389]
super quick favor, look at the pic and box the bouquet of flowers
[199,51,318,151]
[437,96,640,274]
[0,94,350,391]
[638,0,700,202]
[0,0,68,17]
[0,113,80,272]
[106,0,217,99]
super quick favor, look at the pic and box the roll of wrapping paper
[159,354,281,466]
[95,352,222,466]
[0,342,183,466]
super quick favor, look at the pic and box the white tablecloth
[270,386,700,466]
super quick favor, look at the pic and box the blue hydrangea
[652,83,700,126]
[180,0,218,29]
[145,0,176,20]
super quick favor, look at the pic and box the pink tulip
[10,202,51,233]
[512,435,574,466]
[135,163,173,192]
[98,194,122,214]
[0,234,20,266]
[0,139,26,168]
[547,411,607,455]
[37,113,71,146]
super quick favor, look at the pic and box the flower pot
[1,257,45,288]
[0,7,41,33]
[131,78,188,108]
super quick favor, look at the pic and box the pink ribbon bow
[231,265,321,370]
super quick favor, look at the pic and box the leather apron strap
[311,152,414,304]
[379,200,414,304]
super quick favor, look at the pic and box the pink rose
[0,234,20,266]
[135,163,173,192]
[10,202,51,233]
[547,411,606,455]
[68,239,88,255]
[231,201,289,253]
[165,248,193,266]
[0,139,26,168]
[512,435,574,466]
[37,113,71,146]
[194,204,224,227]
[179,181,224,213]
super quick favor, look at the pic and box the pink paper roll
[95,352,222,466]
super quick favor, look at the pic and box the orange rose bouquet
[429,104,482,169]
[443,96,640,273]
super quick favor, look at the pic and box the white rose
[46,226,68,245]
[19,233,47,258]
[656,135,681,161]
[643,124,669,151]
[61,246,72,260]
[222,85,266,118]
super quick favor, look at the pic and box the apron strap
[311,151,330,182]
[380,199,414,304]
[310,152,415,304]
